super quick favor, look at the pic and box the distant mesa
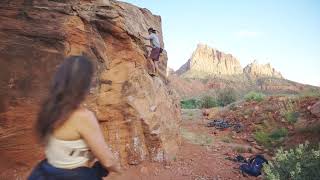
[176,43,283,79]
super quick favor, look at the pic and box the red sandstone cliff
[0,0,181,178]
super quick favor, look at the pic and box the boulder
[0,0,181,177]
[310,101,320,117]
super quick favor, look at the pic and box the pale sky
[122,0,320,86]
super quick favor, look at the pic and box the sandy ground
[105,109,261,180]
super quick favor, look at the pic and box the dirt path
[107,109,261,180]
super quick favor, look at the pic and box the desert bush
[263,142,320,180]
[284,111,299,124]
[200,96,218,108]
[181,99,201,109]
[228,103,237,111]
[254,128,288,147]
[217,88,237,106]
[269,128,288,140]
[254,130,270,146]
[245,91,266,102]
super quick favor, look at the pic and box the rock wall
[0,0,181,177]
[176,44,243,76]
[244,60,282,79]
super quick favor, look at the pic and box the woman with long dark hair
[28,56,121,180]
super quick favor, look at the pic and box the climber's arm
[139,33,151,40]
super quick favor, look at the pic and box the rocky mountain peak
[176,44,243,76]
[244,60,282,79]
[176,44,283,79]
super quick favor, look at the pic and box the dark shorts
[28,160,108,180]
[150,47,161,61]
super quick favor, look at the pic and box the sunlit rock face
[244,60,283,79]
[0,0,181,178]
[177,44,282,80]
[176,44,243,77]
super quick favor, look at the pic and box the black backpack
[240,155,268,177]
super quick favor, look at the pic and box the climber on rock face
[28,56,121,180]
[140,27,162,76]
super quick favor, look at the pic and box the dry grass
[181,128,213,146]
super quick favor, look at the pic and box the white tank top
[45,136,93,169]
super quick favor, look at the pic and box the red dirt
[106,96,320,180]
[105,117,261,180]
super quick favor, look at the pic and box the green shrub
[200,96,218,108]
[254,128,288,147]
[254,130,271,146]
[217,88,237,106]
[173,156,177,162]
[269,128,288,140]
[263,142,320,180]
[245,91,266,102]
[181,99,201,109]
[284,111,299,124]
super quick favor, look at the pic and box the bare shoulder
[71,108,99,128]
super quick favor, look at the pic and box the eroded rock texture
[310,101,320,118]
[176,44,243,77]
[244,60,282,79]
[171,43,313,97]
[0,0,181,177]
[176,44,283,80]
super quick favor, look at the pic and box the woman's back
[51,108,88,141]
[29,56,121,180]
[46,108,93,169]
